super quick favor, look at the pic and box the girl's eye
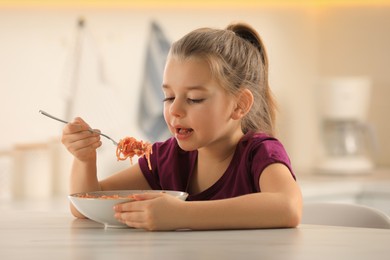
[163,97,174,103]
[188,98,205,104]
[163,97,205,104]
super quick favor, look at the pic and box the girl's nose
[169,100,185,118]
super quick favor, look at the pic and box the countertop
[298,168,390,212]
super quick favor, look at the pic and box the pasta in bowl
[68,190,188,228]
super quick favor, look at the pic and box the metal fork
[39,110,118,146]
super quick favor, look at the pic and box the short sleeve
[250,137,295,191]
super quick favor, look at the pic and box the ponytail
[226,23,276,136]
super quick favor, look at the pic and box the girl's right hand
[61,117,102,162]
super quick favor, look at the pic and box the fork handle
[40,109,118,146]
[39,110,69,124]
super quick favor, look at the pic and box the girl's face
[162,57,242,151]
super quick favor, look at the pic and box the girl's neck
[197,129,244,161]
[188,131,244,194]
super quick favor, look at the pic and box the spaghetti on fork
[116,137,153,170]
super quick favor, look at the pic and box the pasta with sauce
[116,137,152,170]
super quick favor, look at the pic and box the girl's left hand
[113,192,186,231]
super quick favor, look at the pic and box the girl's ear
[231,88,254,120]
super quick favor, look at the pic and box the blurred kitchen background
[0,0,389,213]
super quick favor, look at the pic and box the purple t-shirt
[138,131,294,201]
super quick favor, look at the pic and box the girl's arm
[69,158,100,218]
[61,118,102,218]
[181,163,302,229]
[63,117,151,218]
[114,163,302,230]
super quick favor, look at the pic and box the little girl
[62,22,302,231]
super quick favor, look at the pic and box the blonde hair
[168,22,276,136]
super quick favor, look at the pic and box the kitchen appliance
[317,77,375,174]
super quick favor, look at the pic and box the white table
[1,199,390,260]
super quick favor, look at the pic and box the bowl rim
[68,189,189,200]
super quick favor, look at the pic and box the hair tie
[235,30,261,53]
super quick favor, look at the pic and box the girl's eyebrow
[186,85,207,91]
[162,84,207,91]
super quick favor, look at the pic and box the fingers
[114,201,145,228]
[113,193,162,213]
[114,196,147,212]
[63,117,90,135]
[61,117,102,161]
[114,198,153,225]
[132,193,163,201]
[64,129,100,147]
[113,193,170,230]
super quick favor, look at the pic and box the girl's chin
[175,139,198,152]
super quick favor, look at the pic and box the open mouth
[176,128,193,135]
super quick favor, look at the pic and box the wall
[0,6,320,174]
[0,5,389,186]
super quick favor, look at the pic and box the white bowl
[68,190,188,228]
